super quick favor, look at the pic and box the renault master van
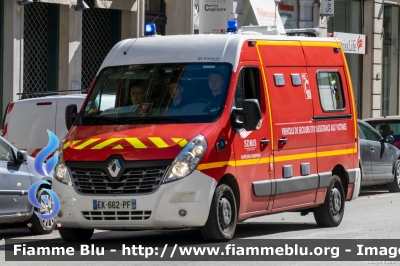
[53,31,360,241]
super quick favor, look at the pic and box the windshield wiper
[126,117,187,123]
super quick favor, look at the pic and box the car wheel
[201,184,237,241]
[387,160,400,193]
[58,228,94,242]
[314,175,345,227]
[27,189,56,235]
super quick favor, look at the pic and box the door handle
[279,137,288,144]
[260,139,270,145]
[370,147,375,152]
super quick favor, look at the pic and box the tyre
[201,184,237,241]
[58,228,94,242]
[27,189,56,235]
[387,160,400,193]
[314,175,345,227]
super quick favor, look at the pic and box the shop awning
[94,0,137,11]
[37,0,138,11]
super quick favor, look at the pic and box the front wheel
[314,175,345,227]
[387,160,400,193]
[201,184,237,241]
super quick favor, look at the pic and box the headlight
[163,134,207,183]
[54,143,72,185]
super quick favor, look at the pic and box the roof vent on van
[285,28,321,37]
[237,25,279,35]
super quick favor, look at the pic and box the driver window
[234,67,260,108]
[233,67,261,125]
[359,121,382,142]
[0,140,14,162]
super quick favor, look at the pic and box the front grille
[70,165,169,194]
[82,211,151,221]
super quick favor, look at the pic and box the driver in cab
[207,70,224,104]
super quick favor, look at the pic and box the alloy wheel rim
[38,192,55,230]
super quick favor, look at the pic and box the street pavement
[0,186,399,266]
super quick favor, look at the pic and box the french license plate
[93,199,136,210]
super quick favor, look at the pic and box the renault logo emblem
[107,159,121,178]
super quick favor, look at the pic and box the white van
[1,94,86,157]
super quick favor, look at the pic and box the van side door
[259,41,318,210]
[232,63,273,213]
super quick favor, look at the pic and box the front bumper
[52,170,217,229]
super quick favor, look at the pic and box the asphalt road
[1,186,399,266]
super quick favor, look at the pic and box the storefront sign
[334,32,366,54]
[199,0,229,34]
[249,0,285,34]
[277,0,298,29]
[321,0,334,17]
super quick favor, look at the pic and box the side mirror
[16,150,27,163]
[65,104,78,131]
[232,99,262,131]
[385,135,394,143]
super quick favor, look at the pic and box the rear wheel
[58,228,94,242]
[388,160,400,192]
[314,175,345,227]
[201,184,237,241]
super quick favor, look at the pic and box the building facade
[1,0,400,123]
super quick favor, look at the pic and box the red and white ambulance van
[53,29,360,241]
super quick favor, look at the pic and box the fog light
[179,209,187,217]
[57,210,63,217]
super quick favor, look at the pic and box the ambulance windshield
[82,63,232,125]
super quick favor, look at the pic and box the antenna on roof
[151,15,159,24]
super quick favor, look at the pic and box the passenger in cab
[129,84,146,113]
[168,82,186,109]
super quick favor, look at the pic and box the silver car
[358,119,400,192]
[0,136,55,234]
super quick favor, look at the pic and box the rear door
[5,98,57,157]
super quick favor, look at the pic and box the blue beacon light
[227,20,238,34]
[145,23,157,36]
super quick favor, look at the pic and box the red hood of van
[63,123,212,161]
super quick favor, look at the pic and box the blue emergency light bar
[227,20,238,33]
[145,23,157,36]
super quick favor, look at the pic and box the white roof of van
[99,34,340,73]
[16,94,86,103]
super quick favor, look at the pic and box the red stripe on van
[36,102,52,106]
[7,103,14,114]
[30,149,41,158]
[2,123,7,136]
[30,149,55,159]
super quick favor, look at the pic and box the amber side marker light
[248,40,257,47]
